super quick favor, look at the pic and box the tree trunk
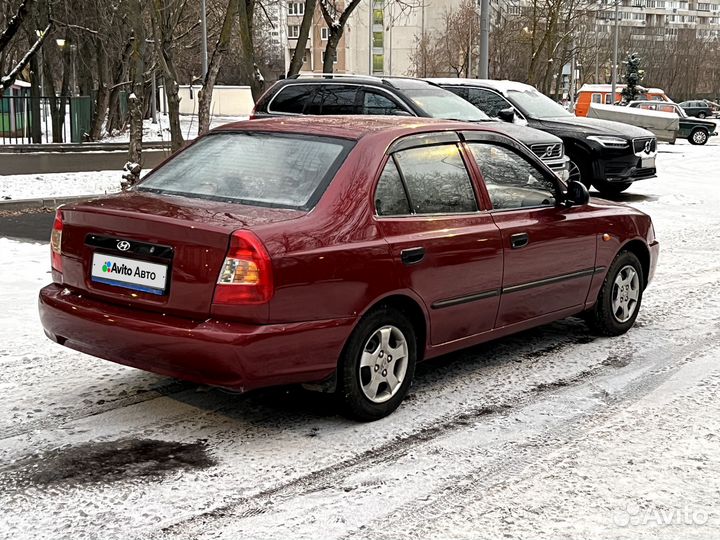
[89,38,110,141]
[127,0,146,173]
[323,30,341,73]
[198,0,240,135]
[287,0,316,76]
[29,47,42,143]
[237,0,262,99]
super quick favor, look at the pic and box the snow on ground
[1,143,720,539]
[103,114,248,143]
[0,170,122,200]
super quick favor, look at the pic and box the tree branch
[1,21,52,91]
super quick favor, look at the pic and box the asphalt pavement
[0,209,54,243]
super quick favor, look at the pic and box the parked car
[627,101,717,145]
[574,84,671,117]
[430,78,658,195]
[678,100,713,119]
[252,75,569,181]
[39,116,659,420]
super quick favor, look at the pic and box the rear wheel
[338,306,417,421]
[592,178,632,196]
[689,128,709,145]
[584,251,644,336]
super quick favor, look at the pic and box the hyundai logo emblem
[644,140,653,153]
[116,240,131,252]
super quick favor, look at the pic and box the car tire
[689,128,709,145]
[338,306,417,421]
[584,250,644,337]
[567,156,592,189]
[697,112,707,119]
[592,178,632,196]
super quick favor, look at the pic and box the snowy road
[1,141,719,539]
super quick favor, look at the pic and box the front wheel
[689,128,709,145]
[584,251,644,336]
[338,306,417,421]
[567,157,592,189]
[592,178,632,196]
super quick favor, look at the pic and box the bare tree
[126,0,146,180]
[198,0,239,134]
[288,0,316,76]
[318,0,362,74]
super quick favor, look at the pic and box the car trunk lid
[58,191,305,318]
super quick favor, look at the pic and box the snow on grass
[103,114,248,143]
[0,170,122,200]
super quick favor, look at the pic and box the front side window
[592,93,602,103]
[362,90,406,115]
[375,159,410,216]
[468,143,557,210]
[138,133,353,210]
[393,145,478,214]
[465,88,513,117]
[507,88,571,119]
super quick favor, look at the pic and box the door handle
[401,247,425,265]
[510,232,529,249]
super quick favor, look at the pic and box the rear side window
[393,145,478,214]
[269,85,315,114]
[306,85,360,114]
[138,133,353,210]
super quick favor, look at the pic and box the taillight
[50,209,63,273]
[213,230,274,304]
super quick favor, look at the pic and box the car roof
[273,75,441,91]
[212,115,497,141]
[426,78,537,93]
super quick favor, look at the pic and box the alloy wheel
[611,265,640,323]
[359,325,409,404]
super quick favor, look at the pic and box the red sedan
[39,117,659,420]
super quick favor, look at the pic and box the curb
[0,194,100,212]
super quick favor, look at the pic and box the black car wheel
[567,156,592,189]
[689,128,709,145]
[584,251,644,336]
[592,178,632,196]
[338,306,417,421]
[697,112,707,119]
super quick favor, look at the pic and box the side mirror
[564,180,590,207]
[391,110,414,117]
[497,107,515,122]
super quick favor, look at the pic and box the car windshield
[137,132,353,210]
[507,88,572,119]
[401,87,490,121]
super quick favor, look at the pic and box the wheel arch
[619,239,651,289]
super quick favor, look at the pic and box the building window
[288,2,304,16]
[288,25,300,38]
[321,27,329,40]
[373,31,384,48]
[322,50,338,64]
[373,8,383,25]
[372,53,384,73]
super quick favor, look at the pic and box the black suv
[252,75,570,180]
[430,78,658,195]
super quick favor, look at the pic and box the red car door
[465,138,598,328]
[373,135,503,346]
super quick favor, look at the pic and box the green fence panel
[70,96,92,143]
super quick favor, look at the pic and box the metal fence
[0,96,92,145]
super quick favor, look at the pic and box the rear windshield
[137,132,354,210]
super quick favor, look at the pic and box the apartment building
[596,0,720,40]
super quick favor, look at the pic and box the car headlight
[586,135,629,148]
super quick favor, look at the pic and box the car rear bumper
[39,284,353,390]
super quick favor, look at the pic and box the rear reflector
[50,209,63,273]
[213,230,274,304]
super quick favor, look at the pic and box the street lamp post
[478,0,490,78]
[611,0,619,103]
